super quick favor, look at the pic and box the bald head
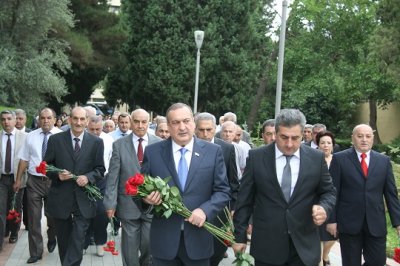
[352,124,374,153]
[131,108,149,137]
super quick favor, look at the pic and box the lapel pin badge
[195,152,200,157]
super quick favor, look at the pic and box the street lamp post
[275,0,288,117]
[193,30,204,114]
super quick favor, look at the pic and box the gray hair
[0,110,16,118]
[166,103,193,122]
[89,115,102,124]
[304,124,313,129]
[275,109,306,133]
[195,112,216,126]
[312,123,326,132]
[262,119,275,131]
[14,109,27,117]
[223,112,237,123]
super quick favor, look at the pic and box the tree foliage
[283,0,399,138]
[47,0,127,113]
[0,0,73,113]
[106,0,273,122]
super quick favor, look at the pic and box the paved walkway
[1,220,400,265]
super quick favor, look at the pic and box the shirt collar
[355,149,371,158]
[70,131,84,142]
[132,133,148,142]
[275,144,300,159]
[172,138,194,154]
[3,128,16,136]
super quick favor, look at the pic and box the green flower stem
[46,165,102,201]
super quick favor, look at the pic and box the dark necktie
[178,148,188,190]
[41,132,50,159]
[361,153,368,178]
[137,138,144,166]
[74,138,81,153]
[5,133,12,174]
[281,155,292,202]
[121,133,126,137]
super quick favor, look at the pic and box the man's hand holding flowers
[188,208,206,228]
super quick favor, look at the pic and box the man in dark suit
[195,112,239,266]
[327,124,400,266]
[104,108,161,266]
[232,109,336,266]
[142,103,231,266]
[44,106,105,266]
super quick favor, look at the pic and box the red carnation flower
[35,161,47,175]
[127,173,145,186]
[125,182,138,196]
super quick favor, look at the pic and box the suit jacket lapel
[125,134,140,168]
[290,146,308,202]
[264,145,288,205]
[184,138,204,190]
[64,130,77,161]
[348,148,365,178]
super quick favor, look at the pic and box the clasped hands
[58,170,88,187]
[144,191,206,227]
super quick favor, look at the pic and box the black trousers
[55,206,90,266]
[339,219,386,266]
[255,237,308,266]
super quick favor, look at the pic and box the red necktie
[361,153,368,178]
[137,138,144,166]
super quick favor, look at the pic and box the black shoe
[4,231,10,238]
[47,240,57,253]
[9,234,18,244]
[27,256,42,264]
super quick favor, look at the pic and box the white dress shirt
[172,139,194,173]
[99,132,114,173]
[356,150,371,167]
[18,127,62,176]
[275,145,300,196]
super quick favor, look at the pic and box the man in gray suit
[232,109,336,266]
[104,108,161,266]
[0,110,27,248]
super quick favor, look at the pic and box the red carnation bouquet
[126,173,254,265]
[394,246,400,263]
[103,217,119,255]
[6,192,21,224]
[36,161,102,201]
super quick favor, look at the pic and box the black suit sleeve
[227,144,239,210]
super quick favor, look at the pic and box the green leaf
[163,209,172,218]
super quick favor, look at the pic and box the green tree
[109,0,272,122]
[0,0,73,113]
[283,0,398,141]
[48,0,127,113]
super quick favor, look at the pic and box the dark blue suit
[329,148,400,266]
[141,137,231,262]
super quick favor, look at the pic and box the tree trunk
[247,48,278,131]
[369,99,382,144]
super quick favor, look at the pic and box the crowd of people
[1,103,400,266]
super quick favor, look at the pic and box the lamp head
[194,30,204,49]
